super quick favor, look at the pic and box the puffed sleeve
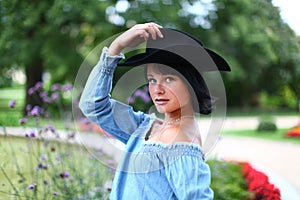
[79,47,145,144]
[165,156,214,200]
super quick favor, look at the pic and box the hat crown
[146,28,203,50]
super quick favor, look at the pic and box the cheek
[148,85,155,98]
[173,86,191,104]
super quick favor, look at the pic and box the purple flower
[28,87,36,95]
[25,130,36,138]
[51,83,61,91]
[39,91,48,98]
[45,124,56,133]
[19,117,28,125]
[51,92,59,101]
[128,89,151,104]
[61,83,73,92]
[67,131,76,139]
[37,162,44,169]
[143,85,149,93]
[53,191,59,196]
[59,171,70,178]
[8,100,16,108]
[26,104,32,111]
[27,184,35,190]
[34,82,43,90]
[37,163,48,170]
[30,106,41,116]
[127,96,135,104]
[135,90,151,102]
[42,96,51,103]
[40,155,47,161]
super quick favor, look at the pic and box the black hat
[117,28,231,72]
[117,28,231,114]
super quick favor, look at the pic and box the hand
[108,22,163,56]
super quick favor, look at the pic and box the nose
[153,84,165,94]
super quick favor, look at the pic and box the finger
[152,25,163,38]
[147,22,163,29]
[146,23,163,39]
[147,26,157,40]
[139,30,149,41]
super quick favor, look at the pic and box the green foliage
[208,159,253,200]
[1,0,300,110]
[259,85,298,110]
[257,117,277,132]
[212,0,300,108]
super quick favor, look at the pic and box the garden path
[209,135,300,200]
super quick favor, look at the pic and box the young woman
[79,22,230,199]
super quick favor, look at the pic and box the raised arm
[108,22,163,56]
[79,23,163,143]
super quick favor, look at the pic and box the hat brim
[118,46,231,72]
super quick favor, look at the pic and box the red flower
[241,162,281,200]
[285,124,300,138]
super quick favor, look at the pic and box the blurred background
[0,0,299,118]
[1,1,300,199]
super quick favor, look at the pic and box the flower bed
[285,124,300,138]
[241,162,281,200]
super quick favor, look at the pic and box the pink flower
[61,83,73,92]
[51,83,61,91]
[30,106,41,116]
[8,100,16,108]
[19,118,28,125]
[27,184,35,190]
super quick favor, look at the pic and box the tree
[0,0,119,113]
[109,0,300,109]
[1,0,299,113]
[210,0,300,108]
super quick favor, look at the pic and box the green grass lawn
[222,128,300,144]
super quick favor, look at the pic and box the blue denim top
[79,47,214,200]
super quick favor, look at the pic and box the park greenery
[0,1,300,199]
[1,0,300,113]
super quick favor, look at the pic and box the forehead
[146,63,179,76]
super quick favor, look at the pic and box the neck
[163,115,195,126]
[164,109,194,122]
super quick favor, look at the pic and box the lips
[155,98,169,105]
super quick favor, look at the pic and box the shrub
[208,159,253,200]
[257,121,277,132]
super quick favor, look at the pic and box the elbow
[78,96,91,117]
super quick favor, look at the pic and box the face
[146,64,193,114]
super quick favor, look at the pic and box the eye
[165,77,174,83]
[148,78,156,84]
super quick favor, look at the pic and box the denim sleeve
[79,47,145,144]
[166,157,214,200]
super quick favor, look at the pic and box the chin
[155,106,180,114]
